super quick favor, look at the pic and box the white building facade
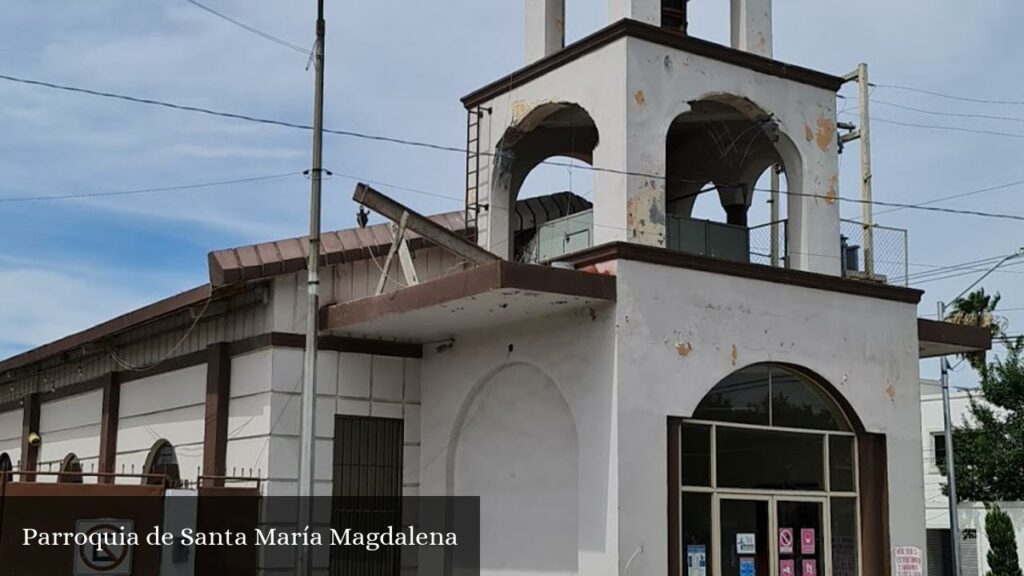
[0,1,994,575]
[921,388,1024,576]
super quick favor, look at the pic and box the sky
[1,0,1022,389]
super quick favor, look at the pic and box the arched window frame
[142,439,181,487]
[57,453,83,483]
[669,362,864,576]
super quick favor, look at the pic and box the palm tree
[946,288,1007,370]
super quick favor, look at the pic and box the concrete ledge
[320,261,617,342]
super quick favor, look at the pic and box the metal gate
[330,415,404,576]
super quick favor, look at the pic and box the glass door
[713,495,829,576]
[775,498,826,576]
[716,495,771,576]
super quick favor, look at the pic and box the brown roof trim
[918,318,992,354]
[563,242,923,304]
[462,19,845,109]
[208,192,590,288]
[0,284,212,374]
[321,260,617,331]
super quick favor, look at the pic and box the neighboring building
[921,387,1024,576]
[0,1,993,574]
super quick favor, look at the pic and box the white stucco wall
[115,364,207,485]
[259,347,422,498]
[37,390,102,482]
[473,34,841,275]
[419,307,618,575]
[921,389,974,530]
[959,502,1024,575]
[612,258,924,574]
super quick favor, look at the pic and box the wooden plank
[353,183,499,265]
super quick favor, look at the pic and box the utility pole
[937,247,1023,576]
[769,164,781,267]
[299,0,325,574]
[841,63,873,277]
[856,63,873,277]
[937,299,962,576]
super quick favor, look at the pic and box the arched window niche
[58,453,83,483]
[142,439,181,487]
[671,363,861,576]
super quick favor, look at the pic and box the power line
[873,83,1024,107]
[180,0,309,55]
[0,171,300,203]
[841,110,1024,140]
[4,73,1024,222]
[873,99,1024,124]
[873,179,1024,218]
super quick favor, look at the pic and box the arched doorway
[670,363,860,576]
[142,439,181,487]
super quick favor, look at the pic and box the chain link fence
[748,219,908,286]
[749,220,788,268]
[840,219,909,286]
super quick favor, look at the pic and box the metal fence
[840,219,909,286]
[749,220,788,268]
[748,219,908,286]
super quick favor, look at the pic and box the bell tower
[465,0,844,275]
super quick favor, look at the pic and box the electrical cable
[0,171,300,203]
[873,83,1024,107]
[4,73,1024,221]
[179,0,309,55]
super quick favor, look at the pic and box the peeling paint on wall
[675,342,692,357]
[634,90,646,106]
[804,124,814,143]
[825,175,838,205]
[626,182,666,246]
[885,381,897,401]
[730,344,738,366]
[815,117,836,152]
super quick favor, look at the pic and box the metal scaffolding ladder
[464,106,489,242]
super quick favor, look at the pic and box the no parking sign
[73,519,134,576]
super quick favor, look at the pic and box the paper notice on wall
[893,546,923,576]
[737,533,756,554]
[802,559,817,576]
[687,544,707,576]
[740,557,755,576]
[780,559,795,576]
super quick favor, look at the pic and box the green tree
[946,336,1024,501]
[984,505,1022,576]
[946,288,1007,370]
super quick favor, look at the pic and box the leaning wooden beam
[353,183,500,266]
[375,211,409,295]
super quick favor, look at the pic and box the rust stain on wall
[675,342,692,357]
[815,117,836,152]
[730,344,738,366]
[634,90,646,106]
[804,124,814,142]
[885,382,897,401]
